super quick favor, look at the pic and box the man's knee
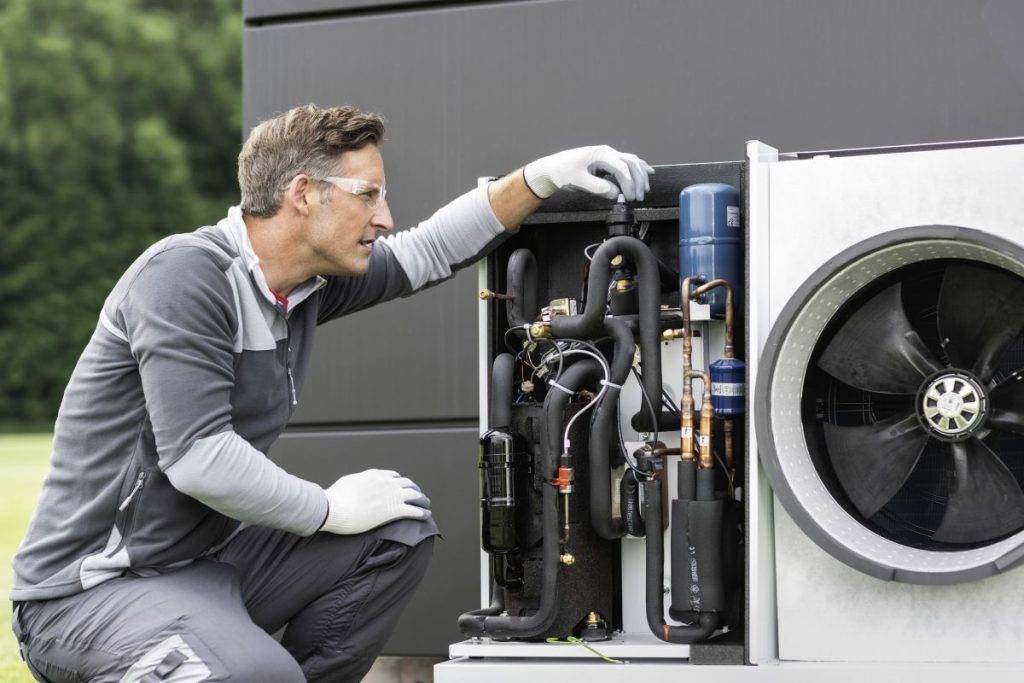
[211,641,305,682]
[403,536,435,585]
[122,630,304,683]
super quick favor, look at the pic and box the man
[10,104,653,682]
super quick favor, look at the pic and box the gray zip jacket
[12,186,507,601]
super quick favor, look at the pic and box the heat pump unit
[751,139,1024,664]
[436,138,1024,682]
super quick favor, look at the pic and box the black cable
[632,365,682,417]
[631,366,659,446]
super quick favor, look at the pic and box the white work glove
[524,145,654,201]
[320,469,431,535]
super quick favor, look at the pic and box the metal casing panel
[757,142,1024,662]
[269,428,479,655]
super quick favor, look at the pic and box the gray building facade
[242,0,1024,656]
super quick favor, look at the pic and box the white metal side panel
[745,140,780,665]
[765,142,1024,662]
[767,143,1024,321]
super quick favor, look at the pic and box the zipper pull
[118,471,147,511]
[287,367,298,406]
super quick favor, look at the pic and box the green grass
[0,434,51,683]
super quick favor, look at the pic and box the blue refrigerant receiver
[679,183,742,318]
[709,357,745,416]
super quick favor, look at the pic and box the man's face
[306,143,394,276]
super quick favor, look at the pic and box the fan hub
[918,371,987,439]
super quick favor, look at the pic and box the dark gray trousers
[11,526,434,682]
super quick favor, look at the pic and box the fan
[816,262,1024,544]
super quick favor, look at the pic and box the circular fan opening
[803,258,1024,551]
[758,227,1024,583]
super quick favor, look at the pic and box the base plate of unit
[449,632,691,660]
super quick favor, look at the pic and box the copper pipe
[678,277,707,460]
[680,390,695,462]
[690,278,735,359]
[686,370,714,470]
[652,447,681,457]
[723,418,735,471]
[680,277,706,372]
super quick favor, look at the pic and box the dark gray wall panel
[245,0,1024,426]
[292,276,479,425]
[269,427,480,655]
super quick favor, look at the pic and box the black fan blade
[823,413,929,519]
[937,264,1024,382]
[988,377,1024,437]
[818,282,943,394]
[932,439,1024,543]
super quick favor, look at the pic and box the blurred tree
[0,0,241,420]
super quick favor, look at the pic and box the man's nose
[371,198,395,233]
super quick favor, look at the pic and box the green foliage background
[0,0,242,421]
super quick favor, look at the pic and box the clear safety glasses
[318,176,387,211]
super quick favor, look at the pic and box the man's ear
[284,174,313,217]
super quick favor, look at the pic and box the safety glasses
[317,176,387,211]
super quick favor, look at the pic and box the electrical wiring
[714,449,736,497]
[555,348,610,451]
[615,394,650,478]
[545,636,622,664]
[630,366,659,446]
[632,365,682,417]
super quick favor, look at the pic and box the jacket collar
[222,206,327,313]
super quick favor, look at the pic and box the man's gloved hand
[320,468,431,535]
[524,145,654,202]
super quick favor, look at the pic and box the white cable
[600,379,622,390]
[548,380,574,395]
[557,348,611,451]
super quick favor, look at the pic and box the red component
[553,466,574,493]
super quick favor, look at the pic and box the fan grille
[803,259,1024,550]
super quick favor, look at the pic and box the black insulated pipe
[489,353,515,430]
[462,360,602,638]
[457,581,506,634]
[549,236,675,432]
[588,317,634,540]
[643,479,718,643]
[506,249,538,329]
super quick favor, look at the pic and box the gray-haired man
[10,104,653,682]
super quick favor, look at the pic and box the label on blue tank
[712,382,745,397]
[727,206,740,228]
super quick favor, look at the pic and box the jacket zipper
[106,470,148,558]
[118,471,147,511]
[282,305,298,407]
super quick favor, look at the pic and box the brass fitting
[560,553,576,566]
[479,288,513,301]
[662,328,684,342]
[586,612,602,625]
[614,278,634,293]
[529,322,552,339]
[610,254,624,267]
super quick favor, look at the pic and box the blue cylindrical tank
[709,358,746,416]
[679,183,742,317]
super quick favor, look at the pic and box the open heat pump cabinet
[436,138,1024,682]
